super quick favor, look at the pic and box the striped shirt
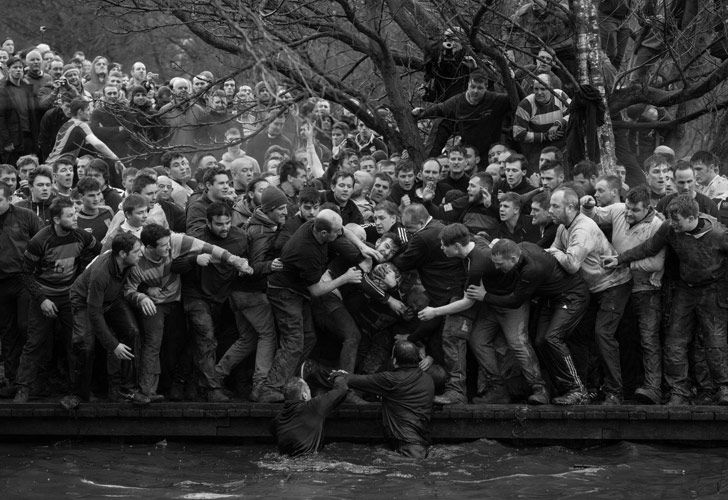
[46,118,92,165]
[23,225,97,300]
[123,232,235,306]
[513,90,571,143]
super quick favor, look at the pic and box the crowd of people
[0,0,726,457]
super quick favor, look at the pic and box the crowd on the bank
[0,0,726,457]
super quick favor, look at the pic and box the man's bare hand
[113,343,134,360]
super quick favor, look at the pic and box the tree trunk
[570,0,617,174]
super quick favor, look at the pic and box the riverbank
[1,399,726,444]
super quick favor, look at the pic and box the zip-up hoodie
[14,196,54,226]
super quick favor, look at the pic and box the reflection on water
[0,439,726,499]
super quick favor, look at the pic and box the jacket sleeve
[391,233,428,272]
[483,266,541,308]
[185,202,208,239]
[551,225,594,274]
[123,265,150,307]
[248,228,274,275]
[618,221,670,264]
[22,238,45,302]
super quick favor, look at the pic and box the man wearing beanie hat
[261,185,289,217]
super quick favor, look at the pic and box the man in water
[333,341,434,458]
[270,372,348,457]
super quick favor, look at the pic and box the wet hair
[392,340,420,366]
[283,378,308,402]
[76,176,101,195]
[448,145,467,157]
[49,197,74,222]
[540,146,563,162]
[468,69,488,84]
[111,232,139,255]
[625,184,651,207]
[439,222,470,247]
[373,172,393,186]
[206,201,232,221]
[131,174,156,194]
[666,194,699,220]
[674,161,694,175]
[491,238,522,260]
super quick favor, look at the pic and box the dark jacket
[0,79,40,150]
[495,214,542,244]
[270,377,348,457]
[159,199,186,233]
[324,190,364,226]
[0,204,43,278]
[420,91,510,164]
[391,218,465,306]
[14,197,55,226]
[38,106,70,162]
[70,251,135,352]
[619,214,728,288]
[345,366,434,447]
[246,208,288,291]
[483,241,588,308]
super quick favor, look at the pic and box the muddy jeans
[630,290,662,393]
[470,303,545,390]
[665,284,728,398]
[184,298,224,390]
[264,287,317,392]
[138,301,182,395]
[215,290,277,390]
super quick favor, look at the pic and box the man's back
[346,366,434,448]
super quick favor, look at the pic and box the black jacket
[391,218,465,306]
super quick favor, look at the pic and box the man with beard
[459,172,499,236]
[233,176,269,227]
[14,198,96,403]
[325,171,364,225]
[572,161,600,197]
[200,89,230,156]
[158,77,206,153]
[283,186,320,236]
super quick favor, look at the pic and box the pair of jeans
[138,301,180,395]
[16,295,73,391]
[665,284,728,398]
[0,275,29,383]
[183,298,224,390]
[582,281,632,396]
[535,290,590,394]
[470,303,545,390]
[630,290,663,393]
[440,312,473,399]
[215,290,277,389]
[313,293,361,373]
[265,287,316,392]
[70,300,139,400]
[599,14,630,68]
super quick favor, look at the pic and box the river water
[1,439,726,499]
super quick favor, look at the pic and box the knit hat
[260,186,288,212]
